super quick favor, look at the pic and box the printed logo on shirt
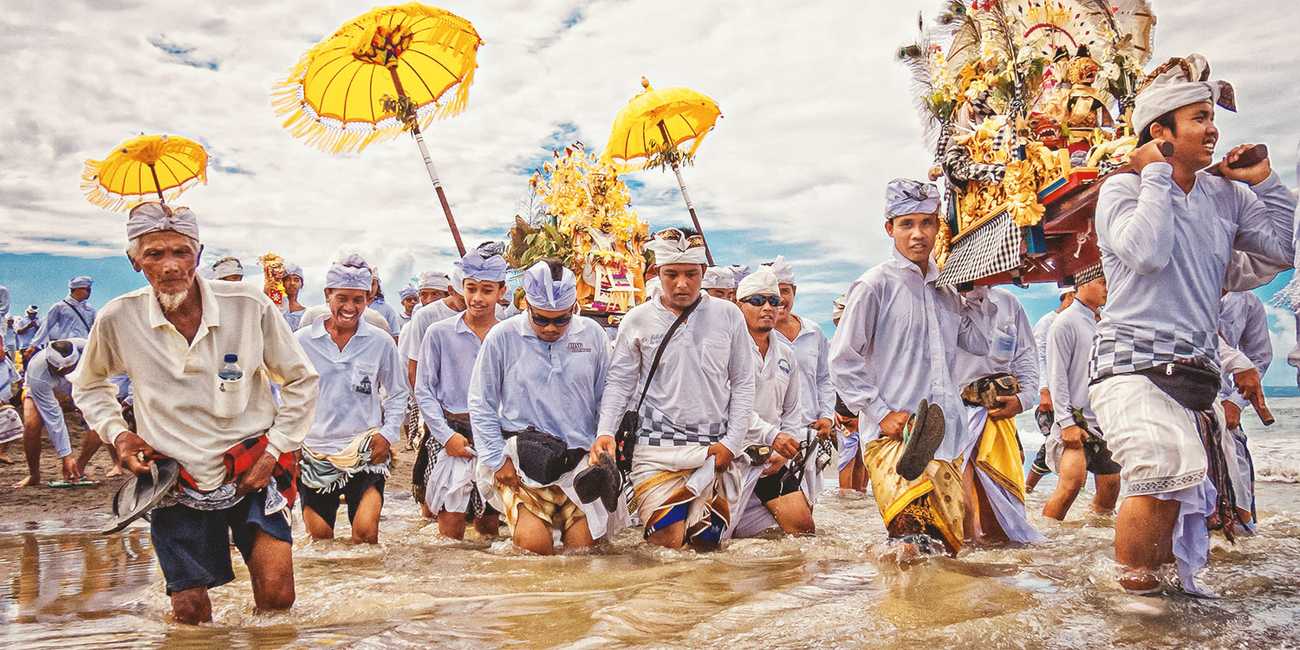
[354,375,373,395]
[566,342,592,353]
[778,358,793,375]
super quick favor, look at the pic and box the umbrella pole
[656,121,714,265]
[148,163,164,202]
[389,68,466,257]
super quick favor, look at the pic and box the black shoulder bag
[614,297,701,473]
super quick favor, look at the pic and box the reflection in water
[6,412,1300,650]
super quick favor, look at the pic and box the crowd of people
[1,62,1297,625]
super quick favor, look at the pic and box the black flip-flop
[102,458,180,535]
[896,399,946,481]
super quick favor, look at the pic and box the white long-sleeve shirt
[596,294,755,455]
[1032,310,1058,381]
[400,298,462,363]
[828,247,990,456]
[773,314,834,427]
[33,297,95,348]
[71,278,319,490]
[369,298,402,336]
[295,319,408,454]
[954,287,1039,412]
[746,334,801,446]
[24,339,86,458]
[469,315,610,472]
[414,312,484,444]
[1218,291,1272,409]
[1091,164,1296,379]
[1047,299,1100,432]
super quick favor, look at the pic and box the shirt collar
[888,246,939,283]
[146,277,220,333]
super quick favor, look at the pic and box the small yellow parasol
[273,2,482,255]
[603,77,721,264]
[81,134,208,211]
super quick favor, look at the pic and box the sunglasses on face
[530,311,573,327]
[740,295,782,308]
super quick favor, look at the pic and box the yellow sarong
[974,415,1027,502]
[498,482,585,532]
[863,437,965,553]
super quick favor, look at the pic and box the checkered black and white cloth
[936,210,1023,287]
[1073,262,1104,286]
[636,405,727,448]
[1088,322,1219,379]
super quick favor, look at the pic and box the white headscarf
[126,201,200,242]
[325,262,373,290]
[766,256,795,285]
[68,275,94,290]
[885,178,941,218]
[701,266,735,290]
[736,268,780,301]
[418,271,450,291]
[1133,54,1235,140]
[646,229,708,266]
[522,261,577,311]
[283,263,304,281]
[211,257,243,278]
[46,339,84,371]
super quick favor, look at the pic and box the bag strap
[63,299,91,332]
[633,296,702,412]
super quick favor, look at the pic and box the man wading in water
[72,201,319,623]
[1089,54,1296,595]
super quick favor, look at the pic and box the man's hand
[1061,425,1085,450]
[1222,400,1242,431]
[590,435,617,466]
[444,433,474,458]
[761,453,788,477]
[113,431,160,476]
[1217,143,1271,185]
[772,432,800,459]
[1039,388,1053,413]
[707,442,735,472]
[810,418,833,440]
[1129,138,1171,172]
[494,457,520,489]
[879,411,911,440]
[61,456,84,481]
[836,413,858,433]
[988,395,1024,420]
[368,432,392,464]
[236,452,277,497]
[1233,367,1266,414]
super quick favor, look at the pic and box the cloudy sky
[1,0,1298,382]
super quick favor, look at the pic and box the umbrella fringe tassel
[81,160,204,212]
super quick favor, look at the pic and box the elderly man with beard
[294,262,407,544]
[470,260,626,554]
[413,246,508,536]
[727,268,816,539]
[592,228,755,550]
[1090,54,1297,595]
[71,201,318,624]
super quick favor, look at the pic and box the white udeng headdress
[1133,54,1235,140]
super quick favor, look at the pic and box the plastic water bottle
[991,323,1016,364]
[218,354,243,381]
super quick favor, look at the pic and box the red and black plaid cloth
[178,435,299,507]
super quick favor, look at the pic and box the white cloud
[0,0,1297,329]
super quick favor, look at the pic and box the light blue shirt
[34,298,96,348]
[370,297,402,336]
[0,356,19,403]
[1219,291,1272,409]
[400,298,462,362]
[414,312,484,444]
[469,314,611,472]
[295,319,408,454]
[13,315,40,349]
[25,339,86,458]
[1047,299,1100,432]
[773,315,835,426]
[283,308,305,332]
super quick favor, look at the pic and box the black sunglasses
[530,312,573,327]
[740,295,781,308]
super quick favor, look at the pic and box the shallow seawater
[5,399,1300,649]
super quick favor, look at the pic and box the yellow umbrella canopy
[603,77,721,171]
[603,77,722,264]
[272,2,482,255]
[81,134,208,211]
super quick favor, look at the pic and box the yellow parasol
[603,77,721,264]
[81,134,208,211]
[273,2,482,256]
